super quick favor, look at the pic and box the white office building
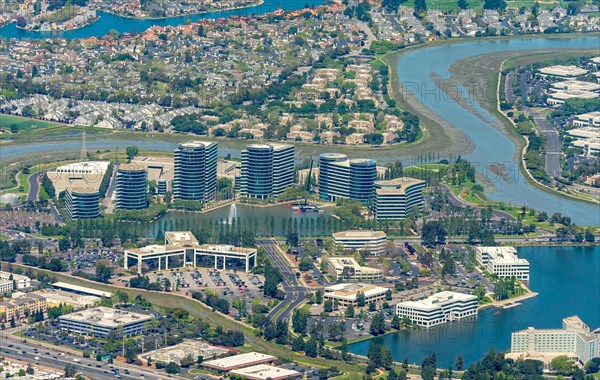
[0,271,31,289]
[373,177,426,220]
[396,291,478,328]
[58,307,152,338]
[238,143,295,199]
[332,230,387,256]
[510,316,600,364]
[0,280,13,294]
[475,246,530,281]
[572,111,600,127]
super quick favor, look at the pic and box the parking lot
[124,267,266,307]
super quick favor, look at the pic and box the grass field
[0,114,63,132]
[0,114,112,141]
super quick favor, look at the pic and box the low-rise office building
[124,231,257,273]
[230,365,301,380]
[572,111,600,127]
[326,257,384,282]
[0,271,31,289]
[58,307,152,338]
[0,280,13,294]
[65,187,100,220]
[33,289,100,310]
[510,316,600,364]
[538,65,589,78]
[396,291,478,328]
[202,352,277,371]
[475,246,530,281]
[332,230,387,256]
[372,177,426,220]
[323,283,388,307]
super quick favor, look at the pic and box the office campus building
[510,316,600,364]
[373,177,426,220]
[0,294,47,323]
[396,291,478,328]
[65,187,100,220]
[326,257,384,282]
[332,230,387,256]
[475,246,530,282]
[116,164,148,210]
[318,153,376,203]
[323,283,388,307]
[124,231,257,273]
[0,272,31,289]
[173,141,218,203]
[58,307,152,338]
[238,143,294,199]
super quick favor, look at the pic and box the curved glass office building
[239,143,294,199]
[318,154,377,203]
[116,164,148,210]
[65,187,100,220]
[173,141,217,203]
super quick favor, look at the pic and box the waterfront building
[326,257,384,282]
[510,316,600,364]
[116,164,148,210]
[238,143,294,199]
[332,230,387,256]
[323,283,388,307]
[318,153,377,203]
[124,231,257,273]
[372,177,426,220]
[475,246,530,281]
[58,307,152,338]
[173,141,218,203]
[0,271,31,289]
[0,294,47,323]
[65,187,100,220]
[538,65,589,77]
[396,291,478,328]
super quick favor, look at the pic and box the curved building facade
[318,154,377,203]
[116,164,148,210]
[239,143,294,199]
[65,187,100,220]
[173,141,217,203]
[373,177,426,219]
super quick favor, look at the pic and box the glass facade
[65,188,100,220]
[173,141,217,203]
[116,165,148,210]
[318,154,376,203]
[239,144,294,199]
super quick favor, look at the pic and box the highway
[0,333,184,380]
[259,241,307,324]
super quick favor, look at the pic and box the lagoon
[348,245,600,368]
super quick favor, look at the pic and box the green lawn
[0,234,9,241]
[0,114,63,132]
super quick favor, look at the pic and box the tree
[484,0,506,10]
[292,308,309,334]
[165,362,181,374]
[323,299,333,312]
[414,0,427,15]
[458,0,468,9]
[345,303,355,318]
[551,356,575,375]
[95,263,113,283]
[64,364,76,377]
[455,355,464,371]
[304,338,318,357]
[125,146,139,160]
[356,292,366,307]
[370,312,386,335]
[391,315,400,330]
[286,231,299,247]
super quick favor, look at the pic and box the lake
[348,245,600,368]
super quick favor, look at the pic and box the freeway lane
[259,241,307,324]
[0,334,183,380]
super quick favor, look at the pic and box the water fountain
[226,203,237,224]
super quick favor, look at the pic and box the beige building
[323,283,388,307]
[326,257,384,282]
[0,294,47,323]
[332,230,387,256]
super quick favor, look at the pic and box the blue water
[348,245,600,368]
[396,37,600,225]
[0,1,322,39]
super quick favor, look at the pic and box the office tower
[173,141,218,203]
[239,143,294,199]
[65,187,100,219]
[373,177,426,219]
[318,153,376,203]
[116,164,148,210]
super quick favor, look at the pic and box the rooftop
[375,177,426,194]
[52,161,110,174]
[476,246,529,265]
[332,230,386,240]
[202,352,277,371]
[165,231,199,246]
[59,307,152,327]
[230,364,301,380]
[325,283,388,299]
[178,141,216,149]
[52,282,112,298]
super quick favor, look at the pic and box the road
[529,111,561,178]
[259,240,307,324]
[0,333,182,380]
[26,170,45,202]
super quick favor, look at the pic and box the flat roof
[327,257,383,274]
[52,282,112,298]
[399,291,477,310]
[538,65,589,76]
[325,283,388,299]
[118,163,146,172]
[178,141,216,148]
[476,246,529,265]
[230,365,301,380]
[53,161,110,174]
[165,231,199,246]
[66,186,100,195]
[59,307,152,327]
[332,230,386,240]
[202,352,277,371]
[0,271,29,280]
[375,177,426,194]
